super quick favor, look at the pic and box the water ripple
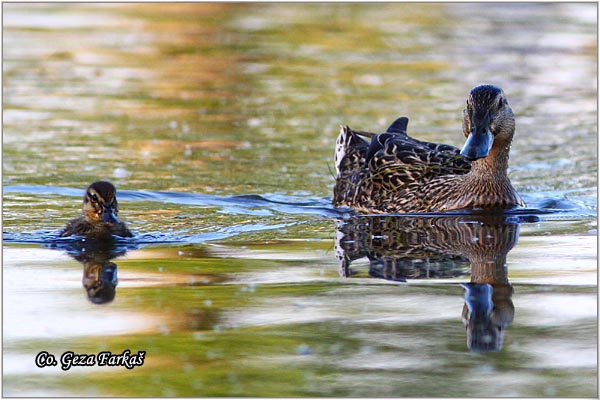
[3,185,595,246]
[4,185,344,217]
[3,221,301,247]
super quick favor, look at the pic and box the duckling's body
[333,85,524,213]
[60,181,132,239]
[61,216,132,238]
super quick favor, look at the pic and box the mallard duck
[60,181,133,239]
[333,84,525,213]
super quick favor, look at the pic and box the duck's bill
[101,206,120,224]
[460,128,494,161]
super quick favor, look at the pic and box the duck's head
[460,84,515,161]
[82,181,121,224]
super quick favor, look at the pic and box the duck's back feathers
[60,216,133,239]
[367,133,470,180]
[333,117,471,212]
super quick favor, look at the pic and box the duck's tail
[333,126,370,206]
[334,125,369,177]
[333,117,410,208]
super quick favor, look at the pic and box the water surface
[3,3,597,397]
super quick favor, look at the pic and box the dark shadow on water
[53,239,131,305]
[335,214,524,352]
[78,250,120,305]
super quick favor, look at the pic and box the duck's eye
[498,98,505,107]
[90,193,98,203]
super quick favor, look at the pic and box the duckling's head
[461,84,515,161]
[82,181,121,225]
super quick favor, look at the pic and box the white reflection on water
[509,235,597,286]
[516,294,597,327]
[225,289,461,329]
[3,248,160,341]
[3,5,130,30]
[519,340,597,369]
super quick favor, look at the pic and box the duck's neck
[454,139,523,209]
[469,141,511,179]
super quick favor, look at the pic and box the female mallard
[60,181,133,239]
[333,84,525,213]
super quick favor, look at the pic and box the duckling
[333,84,525,213]
[60,181,132,239]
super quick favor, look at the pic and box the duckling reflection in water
[333,84,525,213]
[335,214,520,352]
[64,240,128,305]
[60,181,132,239]
[83,260,118,304]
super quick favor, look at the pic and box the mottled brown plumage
[333,85,525,213]
[60,181,133,239]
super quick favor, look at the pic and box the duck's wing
[362,117,410,162]
[367,133,471,189]
[418,140,463,155]
[363,116,462,164]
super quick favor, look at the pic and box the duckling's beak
[101,204,119,224]
[460,116,494,161]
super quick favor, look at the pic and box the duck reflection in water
[335,213,530,352]
[50,239,132,305]
[79,253,120,305]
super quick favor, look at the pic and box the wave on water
[3,185,345,218]
[3,185,595,246]
[3,220,301,248]
[4,184,596,216]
